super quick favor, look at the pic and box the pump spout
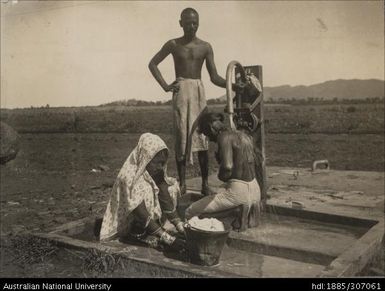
[226,61,246,130]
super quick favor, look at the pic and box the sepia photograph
[0,0,384,280]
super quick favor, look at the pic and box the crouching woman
[99,133,185,250]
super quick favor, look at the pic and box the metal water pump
[225,61,267,202]
[225,61,262,133]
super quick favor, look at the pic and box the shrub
[347,106,356,113]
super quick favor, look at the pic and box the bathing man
[185,112,261,220]
[149,8,234,196]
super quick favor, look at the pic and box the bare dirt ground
[0,132,384,277]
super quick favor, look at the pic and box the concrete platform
[186,167,384,277]
[36,216,328,278]
[32,167,384,277]
[228,212,368,264]
[186,167,384,220]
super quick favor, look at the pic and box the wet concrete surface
[50,206,374,278]
[215,245,325,277]
[55,223,328,278]
[228,212,369,265]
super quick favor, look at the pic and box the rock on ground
[0,122,20,164]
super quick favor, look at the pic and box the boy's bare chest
[173,44,206,61]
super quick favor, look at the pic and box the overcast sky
[1,0,384,108]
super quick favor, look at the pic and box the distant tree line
[97,96,384,107]
[99,98,226,107]
[266,96,384,105]
[99,99,166,107]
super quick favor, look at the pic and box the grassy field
[1,102,383,173]
[1,131,383,234]
[1,103,383,134]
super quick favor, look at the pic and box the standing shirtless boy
[149,8,230,195]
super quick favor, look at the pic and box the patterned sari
[99,133,180,241]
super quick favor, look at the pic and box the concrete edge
[319,219,384,277]
[265,203,379,226]
[30,229,244,278]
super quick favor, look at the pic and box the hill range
[100,79,384,106]
[263,79,384,101]
[214,79,384,103]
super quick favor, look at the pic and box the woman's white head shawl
[99,133,179,241]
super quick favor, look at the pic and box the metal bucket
[185,224,230,266]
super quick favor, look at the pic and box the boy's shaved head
[179,8,199,38]
[198,112,224,136]
[181,7,199,20]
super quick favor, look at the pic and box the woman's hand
[175,221,186,236]
[159,230,175,245]
[159,230,186,251]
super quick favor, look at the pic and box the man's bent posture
[185,113,261,220]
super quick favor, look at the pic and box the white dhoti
[185,178,261,220]
[172,78,209,164]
